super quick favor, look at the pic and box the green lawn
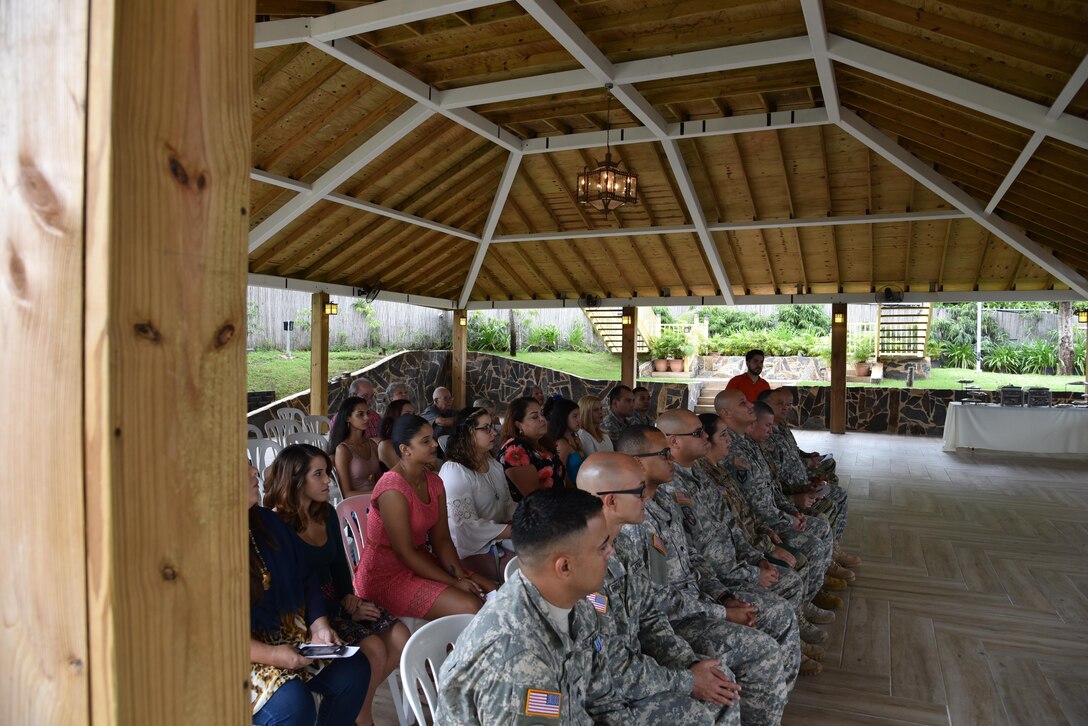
[247,349,385,395]
[494,351,623,380]
[795,366,1086,391]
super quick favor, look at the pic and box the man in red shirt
[726,349,770,402]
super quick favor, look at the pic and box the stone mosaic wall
[700,355,827,381]
[882,357,932,380]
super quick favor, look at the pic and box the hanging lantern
[575,84,638,215]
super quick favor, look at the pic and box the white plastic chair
[399,614,475,725]
[304,414,331,434]
[503,555,521,583]
[264,419,302,445]
[246,438,282,500]
[246,424,262,439]
[286,431,330,453]
[276,407,306,422]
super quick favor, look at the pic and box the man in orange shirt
[726,349,770,403]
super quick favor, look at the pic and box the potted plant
[662,329,690,372]
[647,335,670,372]
[850,332,875,377]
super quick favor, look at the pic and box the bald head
[714,388,745,413]
[577,452,644,495]
[656,408,700,434]
[657,409,708,466]
[715,387,755,432]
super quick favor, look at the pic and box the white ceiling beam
[249,273,457,309]
[438,37,814,109]
[255,17,312,48]
[457,151,523,308]
[517,0,614,82]
[248,103,434,253]
[837,108,1088,298]
[492,209,966,243]
[317,38,522,153]
[308,0,502,42]
[827,35,1088,151]
[252,169,483,242]
[464,288,1084,310]
[800,0,840,123]
[985,52,1088,213]
[522,108,830,154]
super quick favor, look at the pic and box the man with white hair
[422,386,456,439]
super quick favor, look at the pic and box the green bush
[943,341,977,369]
[527,323,562,352]
[648,329,689,358]
[703,307,775,337]
[776,305,831,334]
[567,325,590,352]
[468,313,510,352]
[848,332,875,364]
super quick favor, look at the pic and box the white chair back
[246,438,283,500]
[264,419,302,445]
[304,415,331,434]
[246,424,262,439]
[276,407,306,422]
[503,555,521,583]
[286,431,330,452]
[399,614,475,724]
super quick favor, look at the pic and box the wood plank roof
[249,0,1088,305]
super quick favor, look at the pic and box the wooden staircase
[695,380,727,414]
[876,302,932,358]
[584,307,649,354]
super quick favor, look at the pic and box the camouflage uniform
[616,492,790,726]
[665,465,802,685]
[628,412,657,427]
[695,459,781,558]
[767,423,849,541]
[723,429,833,603]
[600,412,631,443]
[436,569,616,725]
[593,552,740,725]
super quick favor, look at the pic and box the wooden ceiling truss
[248,0,1088,307]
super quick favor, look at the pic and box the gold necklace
[250,531,271,591]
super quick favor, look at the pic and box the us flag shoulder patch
[525,689,561,718]
[674,491,693,505]
[586,592,608,614]
[651,533,668,555]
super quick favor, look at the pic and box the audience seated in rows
[498,396,563,502]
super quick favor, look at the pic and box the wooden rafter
[566,239,612,297]
[904,183,915,288]
[290,93,408,180]
[504,243,558,297]
[727,135,778,290]
[973,228,993,290]
[830,225,843,292]
[253,58,343,138]
[719,231,750,295]
[540,154,595,230]
[937,218,954,290]
[773,130,795,219]
[530,242,582,296]
[620,236,662,295]
[254,44,305,92]
[789,227,808,293]
[398,238,476,291]
[601,238,639,297]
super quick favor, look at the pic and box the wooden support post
[87,0,252,723]
[311,292,330,415]
[830,303,848,434]
[452,309,469,409]
[621,306,639,388]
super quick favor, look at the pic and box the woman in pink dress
[329,396,382,496]
[353,414,496,620]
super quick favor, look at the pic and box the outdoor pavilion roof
[248,0,1088,309]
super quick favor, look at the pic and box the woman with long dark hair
[439,407,516,581]
[376,399,415,471]
[496,396,564,501]
[264,445,408,726]
[354,415,494,620]
[248,461,371,726]
[547,397,586,486]
[329,396,381,497]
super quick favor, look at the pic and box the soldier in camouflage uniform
[578,452,742,725]
[600,385,636,444]
[713,390,839,612]
[628,386,657,427]
[436,488,620,725]
[615,426,791,725]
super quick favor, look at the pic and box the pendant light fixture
[576,83,638,215]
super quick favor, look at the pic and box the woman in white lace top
[438,406,516,582]
[576,394,614,456]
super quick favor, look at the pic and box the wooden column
[620,306,639,388]
[452,310,468,409]
[82,0,252,723]
[2,1,94,722]
[830,303,848,434]
[311,292,330,415]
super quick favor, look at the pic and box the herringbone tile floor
[782,431,1088,726]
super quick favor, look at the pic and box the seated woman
[439,407,516,582]
[329,396,382,497]
[548,398,586,486]
[376,399,415,472]
[497,396,564,502]
[248,462,371,726]
[265,445,409,726]
[354,415,494,620]
[576,394,614,455]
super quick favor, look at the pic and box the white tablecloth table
[943,402,1088,454]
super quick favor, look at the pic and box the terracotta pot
[653,359,668,372]
[855,362,872,376]
[668,358,684,373]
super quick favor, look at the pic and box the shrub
[468,313,510,352]
[703,307,775,337]
[776,305,831,334]
[648,329,688,359]
[527,323,562,352]
[567,325,590,352]
[943,341,977,369]
[849,332,875,364]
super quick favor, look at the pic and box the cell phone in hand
[298,644,346,658]
[819,453,834,463]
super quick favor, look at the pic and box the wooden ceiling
[250,0,1088,304]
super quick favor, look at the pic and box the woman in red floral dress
[496,396,565,502]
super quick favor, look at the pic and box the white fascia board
[458,151,523,308]
[309,0,503,42]
[250,169,482,243]
[800,0,840,123]
[248,273,457,309]
[440,37,813,109]
[494,225,697,243]
[838,109,1088,298]
[255,18,312,48]
[317,38,522,153]
[522,108,829,154]
[828,36,1088,150]
[248,103,434,253]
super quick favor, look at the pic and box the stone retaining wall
[700,355,827,381]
